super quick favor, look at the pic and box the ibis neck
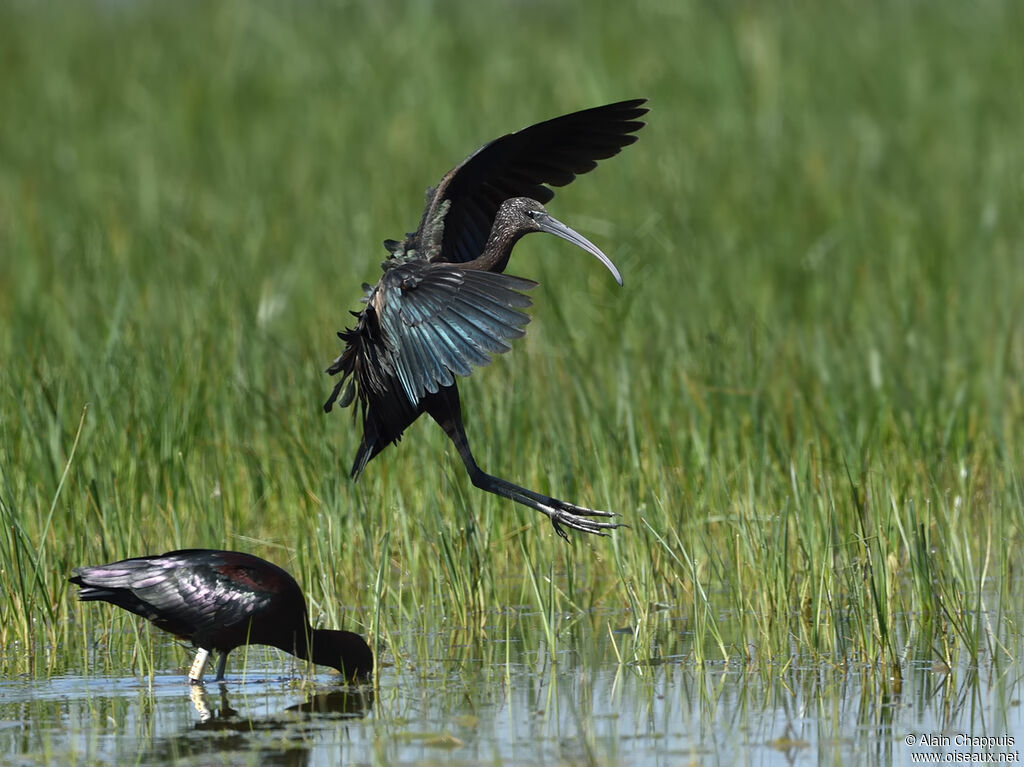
[462,227,530,274]
[291,628,373,678]
[285,625,317,662]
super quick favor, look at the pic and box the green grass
[1,0,1023,683]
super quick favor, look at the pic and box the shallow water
[2,624,1023,766]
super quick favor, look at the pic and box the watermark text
[905,733,1019,763]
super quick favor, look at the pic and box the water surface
[2,618,1022,766]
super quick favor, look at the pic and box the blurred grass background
[1,0,1023,677]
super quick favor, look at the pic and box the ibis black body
[325,100,647,538]
[70,549,373,683]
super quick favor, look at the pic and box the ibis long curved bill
[532,211,624,286]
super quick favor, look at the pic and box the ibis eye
[527,210,540,219]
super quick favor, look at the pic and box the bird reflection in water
[189,682,374,725]
[142,682,375,767]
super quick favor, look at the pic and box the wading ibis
[70,549,373,683]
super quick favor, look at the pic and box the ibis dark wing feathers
[330,264,537,409]
[324,264,537,475]
[71,551,282,645]
[413,99,647,265]
[384,265,537,405]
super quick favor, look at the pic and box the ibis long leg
[425,386,621,539]
[189,648,211,685]
[214,652,229,682]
